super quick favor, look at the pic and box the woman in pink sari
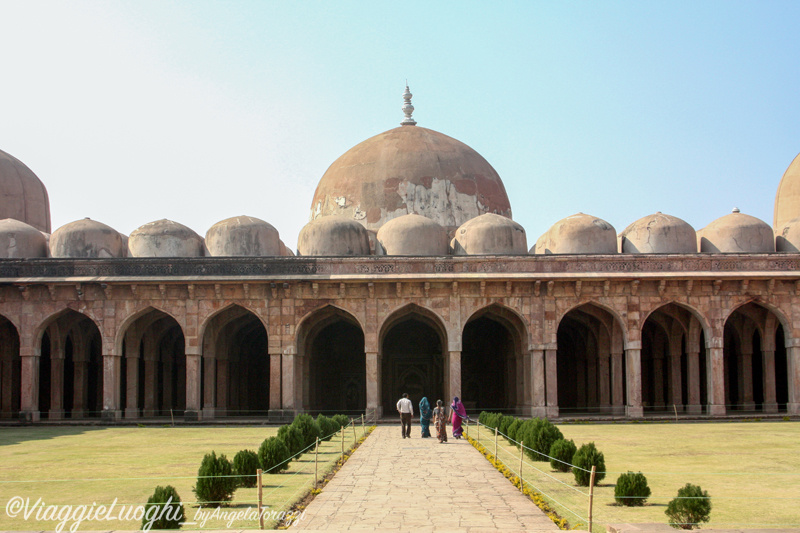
[451,396,467,439]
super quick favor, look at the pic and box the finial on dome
[732,207,741,213]
[401,84,416,126]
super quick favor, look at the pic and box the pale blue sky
[1,1,799,249]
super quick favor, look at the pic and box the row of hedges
[477,412,711,529]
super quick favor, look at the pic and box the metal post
[588,465,597,532]
[257,468,263,529]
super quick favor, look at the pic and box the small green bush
[193,451,237,505]
[316,414,337,441]
[292,413,322,449]
[141,485,184,530]
[232,449,259,488]
[572,442,606,486]
[258,436,290,473]
[499,415,515,436]
[332,414,350,430]
[515,419,536,449]
[507,419,522,443]
[277,424,304,457]
[614,471,651,506]
[665,484,711,529]
[525,418,564,462]
[549,438,577,472]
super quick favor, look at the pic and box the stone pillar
[531,349,546,417]
[162,359,173,412]
[0,358,13,418]
[587,356,598,408]
[202,355,216,419]
[598,353,611,409]
[216,359,229,417]
[739,349,755,410]
[365,351,381,420]
[686,350,701,414]
[101,352,122,420]
[142,358,157,417]
[448,351,461,405]
[669,354,683,412]
[625,348,643,418]
[545,348,559,418]
[707,346,726,416]
[516,352,526,413]
[269,353,282,411]
[281,353,296,413]
[184,352,201,421]
[125,355,140,419]
[787,345,800,415]
[49,344,65,420]
[652,352,665,409]
[762,349,778,413]
[611,351,624,415]
[72,359,88,418]
[19,348,40,422]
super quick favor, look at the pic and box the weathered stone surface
[50,218,125,258]
[620,212,696,254]
[128,219,204,257]
[0,148,50,233]
[376,213,448,255]
[297,217,371,256]
[452,213,527,255]
[774,152,800,230]
[205,215,281,257]
[776,216,800,252]
[699,209,774,253]
[0,218,47,258]
[310,126,512,232]
[534,212,616,254]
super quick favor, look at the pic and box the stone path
[292,426,560,532]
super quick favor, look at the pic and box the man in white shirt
[396,393,413,438]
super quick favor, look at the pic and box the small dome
[297,217,371,256]
[776,216,800,252]
[0,149,51,233]
[50,218,124,258]
[699,209,774,253]
[279,240,295,256]
[128,219,204,257]
[619,212,696,254]
[0,218,48,258]
[376,214,448,255]
[206,215,281,257]
[452,213,527,255]
[534,213,616,254]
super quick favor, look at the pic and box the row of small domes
[1,208,790,259]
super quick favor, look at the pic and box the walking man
[396,393,413,438]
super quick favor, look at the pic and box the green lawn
[470,420,800,532]
[0,424,368,530]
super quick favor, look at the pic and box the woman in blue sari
[419,397,432,437]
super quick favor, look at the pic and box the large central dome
[310,101,512,232]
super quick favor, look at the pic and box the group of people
[396,393,470,444]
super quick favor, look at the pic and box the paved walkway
[293,426,560,532]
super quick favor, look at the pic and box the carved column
[545,348,558,418]
[101,350,121,420]
[202,354,216,419]
[587,355,598,408]
[216,358,229,417]
[707,346,726,416]
[366,351,380,420]
[788,345,800,415]
[686,349,701,414]
[184,350,201,421]
[611,350,624,415]
[281,352,296,413]
[19,345,40,422]
[71,337,88,418]
[598,353,611,409]
[49,340,65,420]
[625,347,643,418]
[142,357,157,417]
[531,349,546,417]
[762,349,778,413]
[738,349,755,410]
[652,343,665,409]
[269,353,282,412]
[448,351,461,405]
[162,358,174,412]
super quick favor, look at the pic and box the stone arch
[114,304,181,358]
[556,302,627,415]
[37,308,103,419]
[118,307,185,418]
[200,304,269,418]
[557,300,630,349]
[723,301,788,413]
[379,303,448,415]
[0,314,20,419]
[462,303,529,412]
[295,305,366,414]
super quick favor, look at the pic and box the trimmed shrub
[141,485,184,530]
[258,436,290,473]
[572,442,606,486]
[292,413,322,449]
[614,471,651,506]
[193,451,237,505]
[549,438,577,473]
[277,424,304,457]
[232,449,259,488]
[332,414,350,430]
[665,484,711,529]
[526,418,564,462]
[507,419,522,443]
[499,415,515,436]
[515,419,536,450]
[316,414,337,441]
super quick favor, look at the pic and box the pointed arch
[0,314,20,419]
